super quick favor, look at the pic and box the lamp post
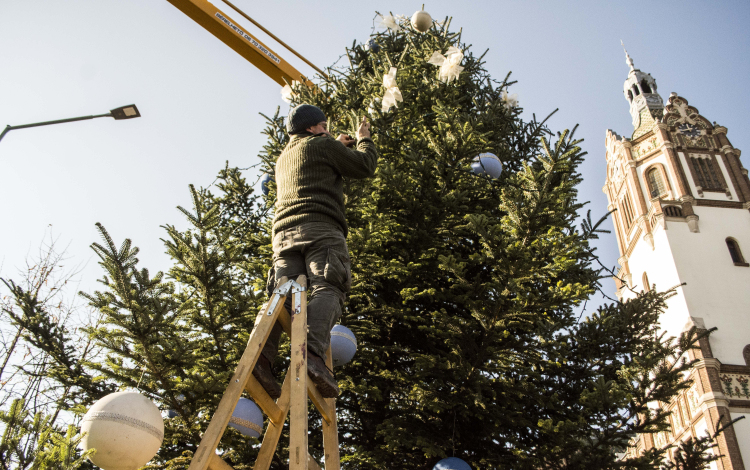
[0,104,141,143]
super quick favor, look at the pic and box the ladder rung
[307,453,322,470]
[209,454,234,470]
[245,374,284,425]
[306,376,334,425]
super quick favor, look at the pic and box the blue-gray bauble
[471,153,503,179]
[228,398,264,438]
[365,39,380,53]
[433,457,472,470]
[330,324,357,367]
[261,173,273,196]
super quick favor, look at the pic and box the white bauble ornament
[330,324,357,367]
[411,10,432,32]
[434,457,472,470]
[81,391,164,470]
[471,153,503,179]
[228,398,264,438]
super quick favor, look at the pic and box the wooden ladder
[187,275,340,470]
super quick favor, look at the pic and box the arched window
[646,168,667,198]
[642,272,651,292]
[726,238,747,266]
[641,80,652,94]
[633,86,640,96]
[627,90,634,102]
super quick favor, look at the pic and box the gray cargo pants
[262,221,352,362]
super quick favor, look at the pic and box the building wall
[666,206,750,365]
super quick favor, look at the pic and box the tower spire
[621,40,635,72]
[620,43,663,133]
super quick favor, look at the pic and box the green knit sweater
[273,133,379,236]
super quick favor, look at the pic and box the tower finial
[621,40,635,72]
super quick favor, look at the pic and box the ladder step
[209,454,234,470]
[307,453,322,470]
[245,374,284,425]
[306,376,334,425]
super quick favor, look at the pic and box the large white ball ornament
[228,398,264,438]
[330,324,357,367]
[411,10,432,32]
[434,457,472,470]
[471,153,503,179]
[81,391,164,470]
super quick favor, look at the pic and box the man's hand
[357,116,371,140]
[336,134,356,148]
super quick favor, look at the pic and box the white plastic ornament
[433,457,472,470]
[81,391,164,470]
[411,9,432,32]
[330,324,357,367]
[471,153,503,179]
[228,397,264,438]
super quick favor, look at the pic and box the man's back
[273,133,378,236]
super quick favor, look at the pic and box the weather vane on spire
[621,40,635,72]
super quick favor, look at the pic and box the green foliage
[0,13,731,470]
[0,399,93,470]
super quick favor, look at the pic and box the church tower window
[641,80,652,94]
[621,192,635,229]
[726,238,747,266]
[646,168,667,198]
[691,156,722,190]
[627,90,633,102]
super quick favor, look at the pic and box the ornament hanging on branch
[81,391,164,470]
[381,67,403,112]
[428,46,464,84]
[433,457,472,470]
[411,8,432,32]
[501,89,519,110]
[471,152,503,179]
[280,80,301,103]
[377,13,404,32]
[364,38,380,53]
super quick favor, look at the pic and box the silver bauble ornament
[411,10,432,32]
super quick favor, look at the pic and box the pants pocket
[323,248,352,292]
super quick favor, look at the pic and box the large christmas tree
[1,12,722,470]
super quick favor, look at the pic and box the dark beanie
[287,104,326,135]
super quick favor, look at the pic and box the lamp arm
[0,113,112,143]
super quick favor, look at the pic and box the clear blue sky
[1,1,749,307]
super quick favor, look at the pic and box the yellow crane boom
[166,0,316,86]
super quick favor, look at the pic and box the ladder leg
[253,370,292,470]
[289,275,309,470]
[188,284,289,470]
[322,346,340,470]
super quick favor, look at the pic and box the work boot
[307,352,340,398]
[252,355,282,400]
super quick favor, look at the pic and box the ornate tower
[604,47,750,468]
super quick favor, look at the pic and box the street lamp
[0,104,141,143]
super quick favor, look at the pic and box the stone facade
[604,50,750,469]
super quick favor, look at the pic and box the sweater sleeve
[324,137,379,179]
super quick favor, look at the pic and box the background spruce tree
[0,12,732,470]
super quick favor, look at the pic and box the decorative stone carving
[689,218,702,231]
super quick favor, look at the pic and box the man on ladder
[253,104,378,399]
